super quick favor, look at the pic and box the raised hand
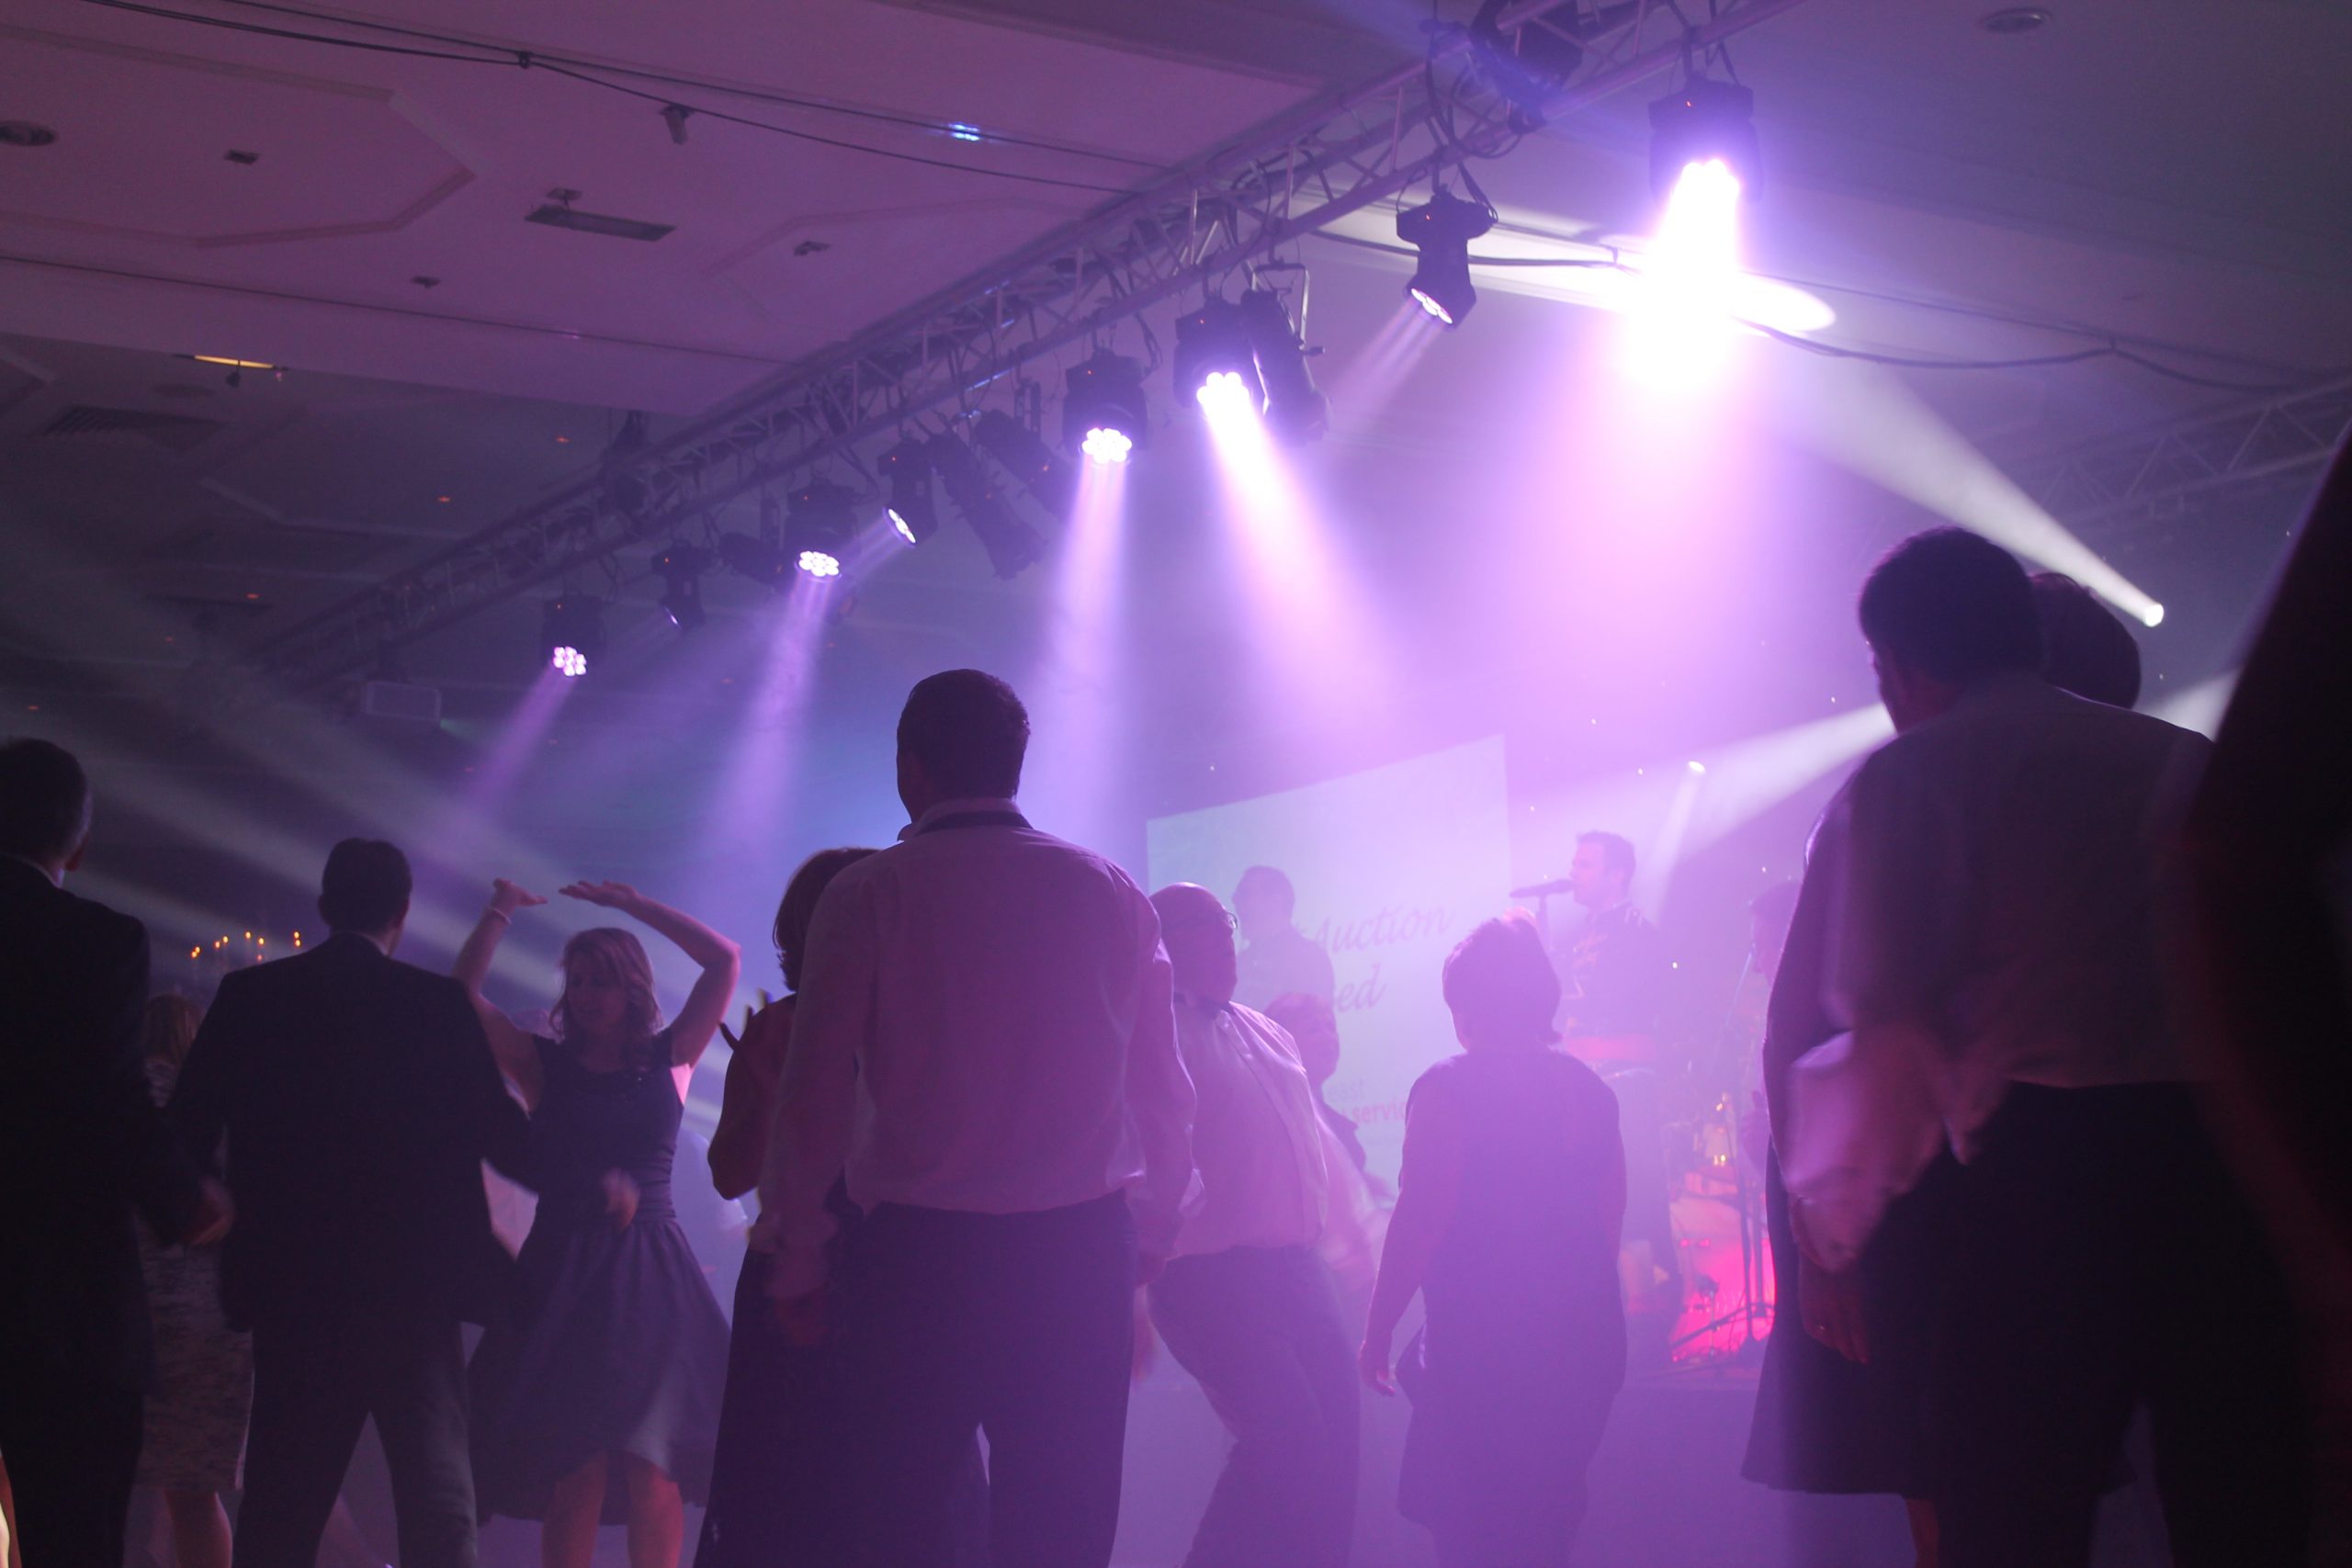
[560,880,639,910]
[488,878,548,918]
[717,1001,758,1054]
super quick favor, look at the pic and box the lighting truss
[2012,374,2352,539]
[238,0,1815,699]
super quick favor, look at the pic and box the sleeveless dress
[468,1033,729,1521]
[135,1056,254,1491]
[1396,1047,1628,1568]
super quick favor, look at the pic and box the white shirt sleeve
[1122,887,1195,1258]
[755,873,873,1297]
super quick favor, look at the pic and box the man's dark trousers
[1149,1243,1359,1568]
[233,1305,478,1568]
[1932,1083,2310,1568]
[839,1192,1136,1568]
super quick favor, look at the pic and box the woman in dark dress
[455,879,740,1568]
[696,847,874,1568]
[696,848,991,1568]
[1359,911,1628,1568]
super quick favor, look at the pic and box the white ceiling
[5,0,2350,713]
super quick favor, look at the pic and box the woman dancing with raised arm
[455,878,740,1568]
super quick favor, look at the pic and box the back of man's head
[2030,572,2143,709]
[1858,527,2042,682]
[898,670,1030,799]
[0,737,94,868]
[319,838,412,935]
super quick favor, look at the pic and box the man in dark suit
[171,838,535,1568]
[0,737,230,1568]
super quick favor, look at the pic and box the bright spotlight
[1238,287,1329,444]
[1623,157,1746,387]
[1396,188,1495,329]
[1080,426,1134,464]
[1647,77,1760,199]
[540,596,604,677]
[785,479,858,580]
[1063,350,1148,457]
[1196,369,1257,417]
[878,439,938,545]
[1686,760,1707,775]
[2142,603,2165,628]
[1173,299,1261,408]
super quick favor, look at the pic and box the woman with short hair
[1359,910,1628,1568]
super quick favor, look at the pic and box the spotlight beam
[1773,362,2167,626]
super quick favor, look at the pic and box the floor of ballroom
[255,1167,2175,1568]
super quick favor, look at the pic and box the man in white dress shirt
[1784,529,2305,1568]
[758,670,1195,1568]
[1148,882,1357,1568]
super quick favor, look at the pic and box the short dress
[134,1056,254,1491]
[468,1033,730,1521]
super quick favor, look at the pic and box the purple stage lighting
[539,595,605,677]
[1396,188,1495,329]
[796,548,843,580]
[1624,157,1746,388]
[1173,299,1262,409]
[1080,426,1134,465]
[1062,351,1148,459]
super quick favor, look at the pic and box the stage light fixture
[1173,299,1262,409]
[715,530,790,591]
[651,544,710,631]
[877,439,939,544]
[929,432,1045,580]
[1062,351,1148,462]
[540,596,605,678]
[1238,288,1328,444]
[973,410,1076,516]
[1648,77,1759,199]
[1396,190,1496,328]
[786,479,859,580]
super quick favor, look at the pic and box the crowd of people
[0,507,2340,1568]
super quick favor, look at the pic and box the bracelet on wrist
[483,907,512,924]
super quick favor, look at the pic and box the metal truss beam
[2017,375,2352,537]
[242,0,1814,696]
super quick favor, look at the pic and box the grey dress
[134,1056,254,1490]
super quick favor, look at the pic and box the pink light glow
[551,645,587,678]
[1196,370,1392,723]
[796,548,842,579]
[1623,158,1746,390]
[1019,456,1130,849]
[707,574,832,857]
[1327,302,1447,441]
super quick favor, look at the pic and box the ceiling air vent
[526,203,674,243]
[40,405,224,451]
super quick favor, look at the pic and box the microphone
[1510,877,1574,898]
